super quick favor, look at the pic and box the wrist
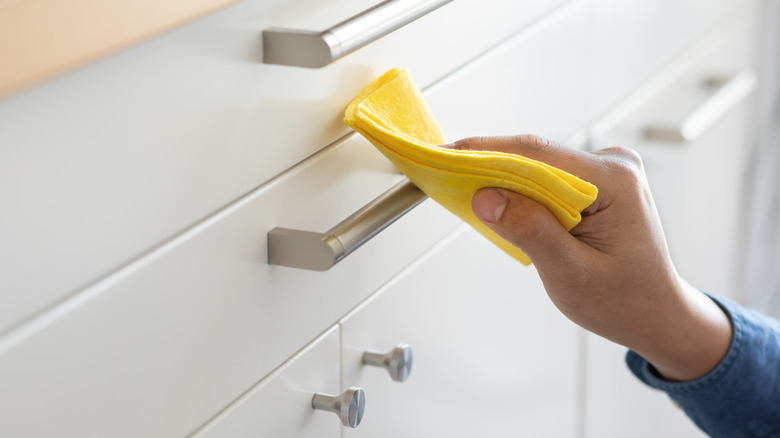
[633,281,733,381]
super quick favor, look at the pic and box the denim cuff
[626,293,780,438]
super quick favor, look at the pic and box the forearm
[624,279,732,382]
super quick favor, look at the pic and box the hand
[450,134,732,381]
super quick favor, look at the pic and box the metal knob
[311,387,365,428]
[362,344,413,382]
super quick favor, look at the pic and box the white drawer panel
[589,0,740,119]
[0,0,571,335]
[340,227,580,437]
[192,327,342,438]
[429,0,588,144]
[0,134,462,437]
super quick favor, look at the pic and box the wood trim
[0,0,241,98]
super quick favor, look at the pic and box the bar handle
[262,0,454,68]
[643,71,757,142]
[268,179,427,271]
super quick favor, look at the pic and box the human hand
[449,135,731,381]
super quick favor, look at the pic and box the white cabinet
[0,134,461,437]
[0,0,572,337]
[340,227,580,437]
[0,0,773,437]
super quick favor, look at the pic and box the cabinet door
[340,227,580,437]
[192,327,341,438]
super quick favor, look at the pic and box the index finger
[446,134,600,182]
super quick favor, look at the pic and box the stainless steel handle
[312,387,366,428]
[643,71,757,142]
[363,344,413,382]
[263,0,454,68]
[268,179,427,271]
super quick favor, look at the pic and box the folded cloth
[344,68,598,265]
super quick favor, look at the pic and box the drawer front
[0,0,572,335]
[589,0,740,119]
[428,0,588,144]
[340,227,580,437]
[0,133,461,437]
[192,327,342,438]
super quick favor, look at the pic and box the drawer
[0,0,572,335]
[428,0,588,144]
[192,327,342,438]
[0,134,462,437]
[592,7,758,300]
[340,227,580,437]
[589,0,741,119]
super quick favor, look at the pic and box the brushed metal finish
[268,179,427,271]
[263,0,454,67]
[312,387,366,428]
[362,344,413,382]
[643,70,757,142]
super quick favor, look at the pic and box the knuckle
[451,136,491,151]
[600,146,644,170]
[513,134,560,150]
[597,147,646,184]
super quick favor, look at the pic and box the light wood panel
[0,0,239,97]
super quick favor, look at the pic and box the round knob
[311,387,365,428]
[362,344,413,382]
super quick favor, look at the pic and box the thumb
[472,188,582,266]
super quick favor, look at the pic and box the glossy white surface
[0,0,570,337]
[193,327,341,438]
[341,227,580,437]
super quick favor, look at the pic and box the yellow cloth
[344,68,598,265]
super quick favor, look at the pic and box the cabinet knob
[312,387,366,428]
[362,344,413,382]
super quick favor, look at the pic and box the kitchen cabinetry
[0,0,772,437]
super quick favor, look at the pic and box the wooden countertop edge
[0,0,243,100]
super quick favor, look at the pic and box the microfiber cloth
[344,68,598,265]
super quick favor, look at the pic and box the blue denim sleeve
[626,294,780,438]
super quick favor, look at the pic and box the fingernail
[472,189,507,224]
[438,143,455,149]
